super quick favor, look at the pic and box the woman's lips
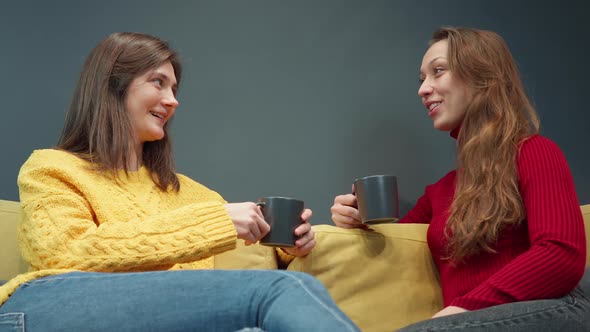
[428,102,441,117]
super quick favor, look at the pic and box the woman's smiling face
[418,40,474,131]
[126,61,179,145]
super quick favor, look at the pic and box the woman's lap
[0,270,358,332]
[398,269,590,332]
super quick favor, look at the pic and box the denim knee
[277,271,327,292]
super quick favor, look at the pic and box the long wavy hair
[58,32,181,191]
[434,27,540,262]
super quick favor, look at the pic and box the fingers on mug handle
[258,219,270,237]
[295,221,311,237]
[253,201,270,235]
[255,201,266,216]
[249,223,262,243]
[300,208,312,223]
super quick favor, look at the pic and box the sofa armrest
[288,224,443,332]
[0,200,29,281]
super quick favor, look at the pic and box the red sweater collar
[450,126,460,139]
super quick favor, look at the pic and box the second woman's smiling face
[418,40,474,131]
[126,61,179,145]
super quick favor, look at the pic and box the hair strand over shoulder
[432,27,540,262]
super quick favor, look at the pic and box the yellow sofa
[2,199,589,331]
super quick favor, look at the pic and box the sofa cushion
[288,224,443,332]
[214,240,278,270]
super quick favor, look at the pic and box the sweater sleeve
[17,158,237,273]
[451,136,587,310]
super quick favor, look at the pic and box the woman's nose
[418,80,433,97]
[163,90,179,108]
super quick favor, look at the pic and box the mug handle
[256,201,266,209]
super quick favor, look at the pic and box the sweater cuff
[191,203,237,256]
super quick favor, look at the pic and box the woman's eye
[153,78,163,86]
[434,67,444,74]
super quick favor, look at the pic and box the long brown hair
[58,32,181,191]
[434,27,540,262]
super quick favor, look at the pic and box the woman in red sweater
[331,26,589,331]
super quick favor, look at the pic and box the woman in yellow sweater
[0,32,359,331]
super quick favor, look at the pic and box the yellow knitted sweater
[0,149,241,306]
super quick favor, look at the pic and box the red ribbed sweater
[400,134,587,310]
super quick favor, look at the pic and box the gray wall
[1,0,588,224]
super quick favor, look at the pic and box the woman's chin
[433,119,459,132]
[144,133,166,142]
[433,123,453,132]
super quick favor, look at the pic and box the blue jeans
[0,270,359,332]
[397,268,590,331]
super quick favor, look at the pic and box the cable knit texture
[0,149,238,305]
[400,135,587,310]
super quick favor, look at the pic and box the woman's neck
[127,142,143,171]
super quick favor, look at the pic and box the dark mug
[256,196,304,247]
[353,175,399,224]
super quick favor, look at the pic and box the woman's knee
[276,271,327,291]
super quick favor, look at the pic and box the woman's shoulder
[175,173,226,202]
[518,134,564,159]
[176,173,204,188]
[17,149,97,198]
[21,149,87,171]
[517,134,573,179]
[520,134,558,147]
[431,169,457,186]
[423,169,457,196]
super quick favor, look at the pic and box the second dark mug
[353,175,399,224]
[257,196,304,247]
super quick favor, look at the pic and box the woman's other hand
[282,209,316,257]
[331,185,364,228]
[432,306,468,318]
[225,202,270,245]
